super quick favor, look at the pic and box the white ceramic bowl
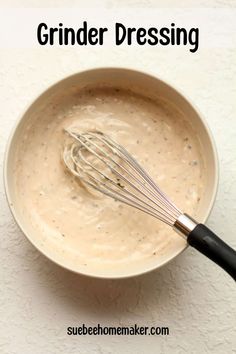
[4,68,218,278]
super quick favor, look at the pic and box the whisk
[63,129,236,280]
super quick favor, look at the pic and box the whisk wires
[63,130,182,226]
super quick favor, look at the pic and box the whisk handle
[188,224,236,280]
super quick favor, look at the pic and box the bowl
[4,68,218,278]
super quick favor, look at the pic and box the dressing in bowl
[5,69,218,278]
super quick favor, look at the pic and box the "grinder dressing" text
[37,22,199,53]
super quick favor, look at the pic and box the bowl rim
[3,67,219,279]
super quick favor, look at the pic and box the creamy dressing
[14,87,205,269]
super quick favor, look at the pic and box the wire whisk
[63,129,236,280]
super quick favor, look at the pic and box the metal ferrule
[173,213,198,239]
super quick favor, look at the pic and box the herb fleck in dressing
[14,87,205,270]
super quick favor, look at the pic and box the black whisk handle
[187,224,236,281]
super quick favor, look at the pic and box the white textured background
[0,1,236,354]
